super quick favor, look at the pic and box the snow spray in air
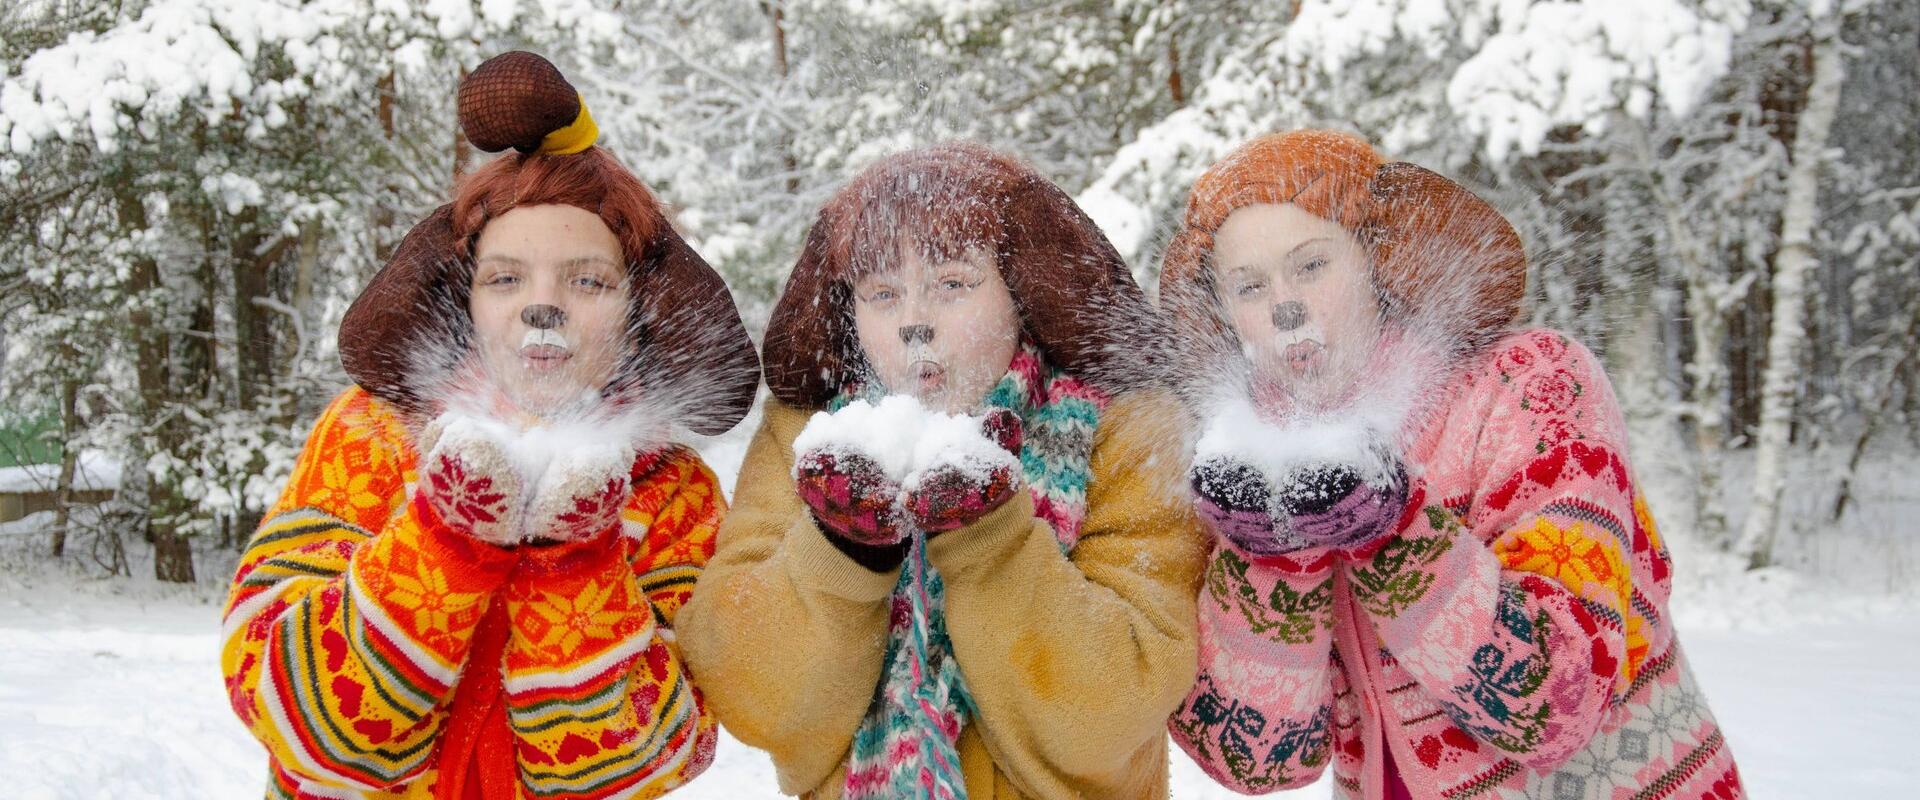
[1168,154,1530,509]
[379,250,757,499]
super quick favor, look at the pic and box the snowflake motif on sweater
[221,387,722,800]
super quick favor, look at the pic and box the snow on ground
[3,427,1917,797]
[0,450,122,493]
[4,552,1913,799]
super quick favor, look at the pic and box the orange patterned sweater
[221,386,721,799]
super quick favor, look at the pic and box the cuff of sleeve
[783,517,903,603]
[410,492,520,582]
[924,491,1043,581]
[509,525,625,585]
[1239,545,1342,580]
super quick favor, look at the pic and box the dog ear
[1367,162,1527,349]
[339,204,466,415]
[625,220,762,436]
[763,210,856,409]
[996,174,1172,394]
[1156,225,1243,374]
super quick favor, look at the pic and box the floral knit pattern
[1171,329,1742,799]
[221,386,721,799]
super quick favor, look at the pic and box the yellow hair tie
[538,93,598,155]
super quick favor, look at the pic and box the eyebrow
[1226,237,1331,273]
[1286,238,1331,259]
[560,255,621,269]
[934,261,983,275]
[476,254,621,269]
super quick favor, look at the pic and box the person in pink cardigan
[1159,130,1745,799]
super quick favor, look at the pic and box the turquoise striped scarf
[836,340,1108,799]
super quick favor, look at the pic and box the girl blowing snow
[1162,130,1745,799]
[220,52,759,800]
[679,143,1210,799]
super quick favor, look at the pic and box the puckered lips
[520,329,572,373]
[1274,324,1328,378]
[911,359,946,394]
[1284,339,1326,376]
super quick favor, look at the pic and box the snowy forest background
[4,0,1916,585]
[0,1,1917,796]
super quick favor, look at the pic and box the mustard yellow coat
[679,390,1210,799]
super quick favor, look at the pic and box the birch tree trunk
[1630,117,1736,548]
[1738,14,1848,569]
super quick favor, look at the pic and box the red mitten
[902,409,1024,534]
[521,441,636,545]
[794,449,910,548]
[418,416,526,547]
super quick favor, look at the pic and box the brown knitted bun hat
[338,51,760,436]
[763,142,1171,408]
[1159,129,1527,367]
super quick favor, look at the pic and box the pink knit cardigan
[1171,329,1744,799]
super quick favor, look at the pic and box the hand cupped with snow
[416,408,648,547]
[419,415,529,547]
[792,397,1025,538]
[900,408,1024,532]
[521,439,635,545]
[1191,395,1412,557]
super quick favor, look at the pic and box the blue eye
[573,275,612,291]
[486,274,521,287]
[1300,258,1327,274]
[1235,280,1265,297]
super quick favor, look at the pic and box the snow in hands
[412,358,671,547]
[792,394,1020,501]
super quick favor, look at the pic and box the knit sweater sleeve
[926,390,1212,797]
[676,401,901,795]
[219,386,518,791]
[1168,545,1339,793]
[1349,331,1665,770]
[498,448,723,799]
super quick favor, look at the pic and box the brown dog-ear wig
[338,204,466,416]
[762,212,856,409]
[995,173,1173,394]
[623,221,762,436]
[1366,162,1527,352]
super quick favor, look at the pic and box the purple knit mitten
[1274,461,1411,552]
[901,410,1024,534]
[1190,457,1309,559]
[795,449,909,548]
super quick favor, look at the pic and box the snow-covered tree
[3,0,1914,581]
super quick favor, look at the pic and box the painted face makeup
[1213,202,1382,410]
[850,240,1021,414]
[468,204,630,417]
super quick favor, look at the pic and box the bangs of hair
[828,144,1027,279]
[449,147,664,269]
[1186,129,1383,234]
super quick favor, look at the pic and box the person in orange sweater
[219,52,760,800]
[678,143,1211,799]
